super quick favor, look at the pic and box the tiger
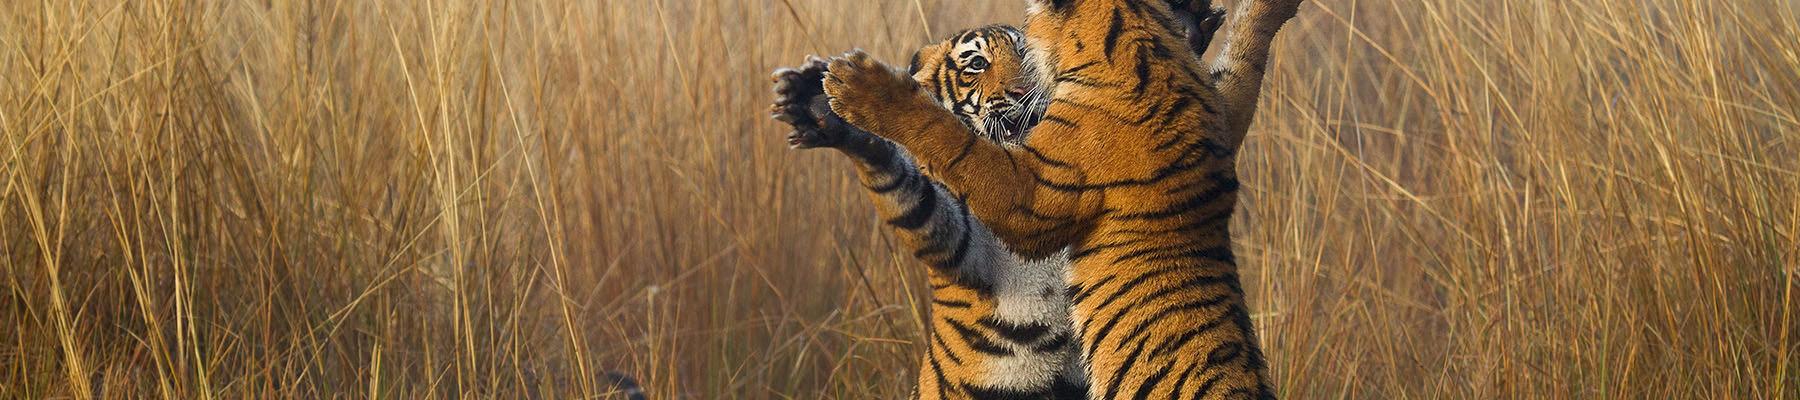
[813,0,1304,399]
[769,4,1228,397]
[774,32,1085,398]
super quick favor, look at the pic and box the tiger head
[907,25,1046,144]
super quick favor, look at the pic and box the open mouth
[988,105,1043,144]
[995,113,1033,142]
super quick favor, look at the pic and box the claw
[843,49,871,65]
[1205,7,1226,24]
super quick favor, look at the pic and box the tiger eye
[967,57,990,71]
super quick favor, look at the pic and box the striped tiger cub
[813,0,1304,399]
[768,3,1227,397]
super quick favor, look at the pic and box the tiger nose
[1006,84,1030,98]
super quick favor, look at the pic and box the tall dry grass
[2,0,1795,398]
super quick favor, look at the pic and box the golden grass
[3,0,1796,398]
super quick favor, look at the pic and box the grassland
[3,0,1796,398]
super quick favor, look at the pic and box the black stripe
[1139,37,1175,59]
[865,169,911,193]
[1133,102,1165,125]
[1020,203,1076,221]
[1031,331,1073,353]
[886,183,939,229]
[1039,115,1078,129]
[932,328,964,364]
[1190,372,1224,399]
[977,317,1053,344]
[1113,242,1234,266]
[937,53,956,100]
[1132,274,1236,320]
[1132,364,1176,400]
[945,319,1013,356]
[1108,242,1206,265]
[1140,245,1236,266]
[1166,129,1234,167]
[1101,334,1155,400]
[1061,60,1101,75]
[1197,91,1219,115]
[1020,218,1078,244]
[1072,241,1134,260]
[944,133,978,172]
[910,211,960,260]
[927,346,952,400]
[1168,360,1203,400]
[1147,322,1209,359]
[1110,294,1234,354]
[1153,98,1196,149]
[932,298,972,308]
[1053,73,1113,88]
[1230,303,1268,371]
[1104,8,1127,58]
[1068,274,1119,305]
[1022,152,1214,192]
[1160,169,1220,195]
[1085,265,1186,318]
[962,384,1051,400]
[1022,144,1076,169]
[1107,173,1239,221]
[937,205,976,270]
[1160,100,1202,132]
[1109,207,1233,237]
[1031,173,1104,193]
[1133,48,1155,94]
[1204,342,1245,369]
[1085,274,1220,358]
[1051,377,1090,400]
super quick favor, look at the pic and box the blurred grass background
[2,0,1796,398]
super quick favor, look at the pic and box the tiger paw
[822,50,922,138]
[770,56,862,149]
[1168,0,1215,15]
[1170,0,1226,54]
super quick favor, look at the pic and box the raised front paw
[1168,0,1212,14]
[822,50,921,135]
[770,56,859,149]
[1169,0,1226,54]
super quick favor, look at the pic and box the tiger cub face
[908,25,1045,144]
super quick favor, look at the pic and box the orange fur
[822,0,1303,398]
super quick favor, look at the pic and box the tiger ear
[909,43,943,76]
[907,49,927,76]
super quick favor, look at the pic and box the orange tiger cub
[777,26,1086,399]
[818,0,1304,399]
